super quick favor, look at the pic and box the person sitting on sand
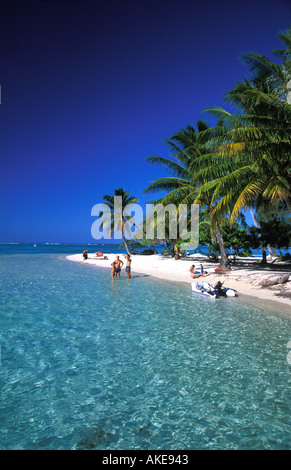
[125,254,131,279]
[83,250,88,260]
[114,255,124,278]
[94,252,108,260]
[189,265,199,278]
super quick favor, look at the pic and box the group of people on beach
[111,255,131,280]
[189,264,204,279]
[83,250,205,281]
[82,250,132,280]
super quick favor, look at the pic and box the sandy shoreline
[66,252,291,316]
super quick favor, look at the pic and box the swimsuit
[125,266,131,273]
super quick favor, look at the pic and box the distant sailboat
[34,244,37,247]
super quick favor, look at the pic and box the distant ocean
[0,242,124,255]
[0,242,289,257]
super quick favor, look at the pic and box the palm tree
[103,188,139,255]
[195,99,291,218]
[144,122,230,268]
[240,27,291,101]
[193,28,291,223]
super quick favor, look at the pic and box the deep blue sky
[0,0,290,243]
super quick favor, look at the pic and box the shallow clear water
[0,253,290,450]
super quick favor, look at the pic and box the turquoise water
[0,243,124,255]
[0,251,290,450]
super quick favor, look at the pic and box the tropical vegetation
[102,188,139,255]
[142,26,291,267]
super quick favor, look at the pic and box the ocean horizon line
[0,241,122,245]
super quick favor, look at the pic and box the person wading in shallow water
[111,261,116,280]
[114,255,124,278]
[125,254,131,279]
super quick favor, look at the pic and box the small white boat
[191,280,237,299]
[191,281,218,298]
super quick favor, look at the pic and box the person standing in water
[114,255,124,278]
[111,261,116,280]
[125,254,131,279]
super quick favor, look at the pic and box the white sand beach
[66,252,291,315]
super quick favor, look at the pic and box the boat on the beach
[191,280,237,299]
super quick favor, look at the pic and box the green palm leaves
[102,188,139,255]
[144,26,291,261]
[144,122,230,266]
[196,94,291,220]
[191,27,291,218]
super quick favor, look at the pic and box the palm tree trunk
[123,235,131,255]
[249,208,267,264]
[121,220,131,255]
[214,219,230,271]
[287,79,291,105]
[268,245,277,258]
[261,247,267,264]
[210,227,219,262]
[286,196,291,211]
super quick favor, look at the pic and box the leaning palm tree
[103,188,139,255]
[144,122,230,268]
[169,122,231,266]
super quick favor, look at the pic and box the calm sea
[0,244,290,449]
[0,242,125,255]
[0,242,289,257]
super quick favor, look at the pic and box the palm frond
[146,156,189,178]
[240,51,283,79]
[143,177,191,194]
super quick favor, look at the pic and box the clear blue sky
[0,0,290,243]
